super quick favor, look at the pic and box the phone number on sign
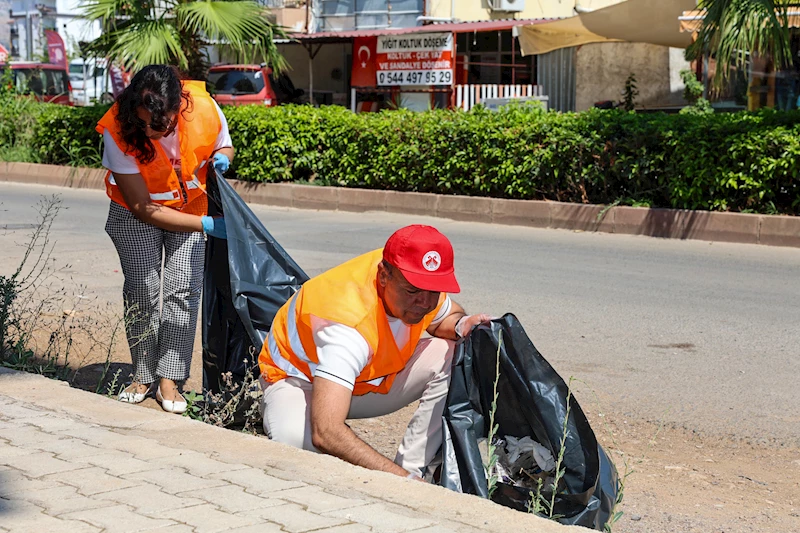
[377,70,452,86]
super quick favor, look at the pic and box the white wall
[575,42,690,110]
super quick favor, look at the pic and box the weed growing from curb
[184,353,264,434]
[104,368,124,398]
[524,377,573,521]
[484,332,503,499]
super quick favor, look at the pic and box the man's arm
[310,377,410,477]
[427,300,492,340]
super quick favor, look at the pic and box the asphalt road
[2,182,799,446]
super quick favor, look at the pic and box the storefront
[287,19,545,112]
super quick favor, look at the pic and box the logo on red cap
[422,251,441,272]
[382,225,460,293]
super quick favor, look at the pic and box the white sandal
[117,382,153,404]
[156,385,187,414]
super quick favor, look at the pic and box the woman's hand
[201,216,227,239]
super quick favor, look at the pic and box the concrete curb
[3,162,799,248]
[0,368,574,532]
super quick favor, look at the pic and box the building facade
[261,0,688,112]
[9,0,99,61]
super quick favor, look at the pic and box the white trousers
[260,337,455,477]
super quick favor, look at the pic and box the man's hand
[428,300,493,340]
[455,313,494,338]
[311,377,410,477]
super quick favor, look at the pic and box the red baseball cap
[382,225,461,293]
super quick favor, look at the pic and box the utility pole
[26,6,32,61]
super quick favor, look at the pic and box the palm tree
[83,0,288,79]
[686,0,796,85]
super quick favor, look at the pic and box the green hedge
[225,104,800,214]
[32,104,110,167]
[3,98,799,215]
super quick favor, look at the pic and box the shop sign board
[351,32,453,87]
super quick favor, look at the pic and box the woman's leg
[157,230,204,386]
[104,202,164,385]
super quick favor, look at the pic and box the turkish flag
[0,44,9,64]
[351,37,377,87]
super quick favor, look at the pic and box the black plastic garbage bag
[440,313,619,530]
[202,169,308,422]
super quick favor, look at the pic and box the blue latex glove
[201,216,227,239]
[212,153,230,173]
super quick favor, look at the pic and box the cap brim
[400,268,461,294]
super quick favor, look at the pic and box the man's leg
[348,337,455,477]
[259,376,318,452]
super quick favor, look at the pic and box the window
[207,70,265,95]
[456,31,535,86]
[13,68,68,96]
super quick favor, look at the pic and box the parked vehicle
[69,58,113,106]
[206,64,304,106]
[0,62,73,105]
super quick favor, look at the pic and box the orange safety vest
[95,80,221,216]
[259,249,446,396]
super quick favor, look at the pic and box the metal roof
[288,18,551,44]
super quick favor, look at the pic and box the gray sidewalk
[0,368,569,533]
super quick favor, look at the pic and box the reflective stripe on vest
[107,174,180,202]
[266,294,386,387]
[267,294,314,378]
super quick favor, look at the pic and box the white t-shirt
[310,295,453,391]
[101,100,232,175]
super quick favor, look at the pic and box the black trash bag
[440,313,619,530]
[202,168,309,425]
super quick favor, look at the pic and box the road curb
[3,162,798,248]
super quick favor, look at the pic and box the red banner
[0,44,9,64]
[109,64,131,98]
[44,30,67,69]
[351,37,378,87]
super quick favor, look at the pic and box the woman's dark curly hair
[115,65,192,164]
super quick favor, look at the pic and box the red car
[1,62,73,105]
[206,64,303,106]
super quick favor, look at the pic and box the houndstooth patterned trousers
[105,201,204,383]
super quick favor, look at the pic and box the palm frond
[81,0,287,77]
[177,1,272,44]
[687,0,793,85]
[109,21,187,72]
[176,1,288,72]
[83,0,176,25]
[81,0,128,24]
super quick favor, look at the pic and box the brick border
[3,162,799,248]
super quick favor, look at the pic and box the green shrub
[31,104,109,166]
[0,71,46,162]
[2,98,799,215]
[227,103,800,214]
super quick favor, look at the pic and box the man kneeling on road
[258,224,489,480]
